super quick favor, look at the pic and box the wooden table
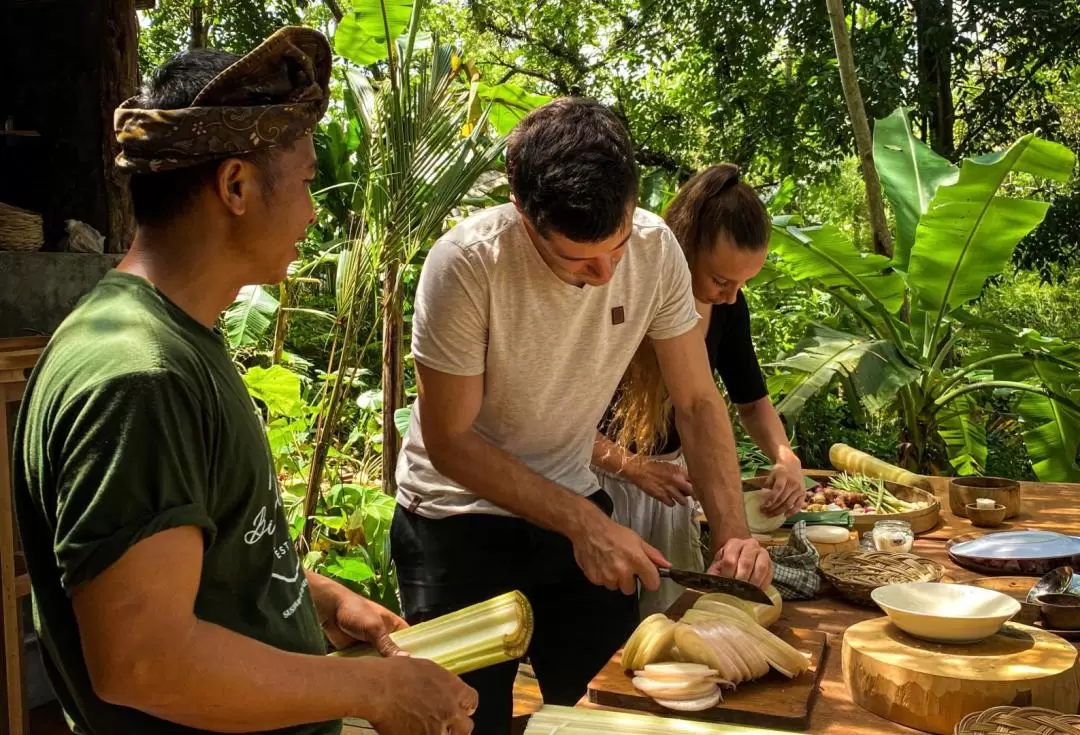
[571,475,1080,733]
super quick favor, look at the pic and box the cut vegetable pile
[621,596,808,713]
[331,591,533,675]
[803,472,930,515]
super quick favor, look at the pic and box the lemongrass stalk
[524,705,792,734]
[332,591,533,675]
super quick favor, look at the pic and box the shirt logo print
[611,306,625,325]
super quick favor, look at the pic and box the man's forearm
[429,430,606,539]
[306,568,346,622]
[675,396,748,543]
[110,616,389,731]
[737,398,798,465]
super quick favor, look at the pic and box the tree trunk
[915,0,955,158]
[272,281,289,365]
[824,0,894,258]
[324,0,345,22]
[102,0,138,252]
[381,262,405,496]
[190,0,209,49]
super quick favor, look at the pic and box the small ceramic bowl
[871,582,1020,643]
[966,502,1008,528]
[1036,593,1080,630]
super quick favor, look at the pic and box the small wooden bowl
[967,502,1008,528]
[951,476,1021,519]
[1036,593,1080,630]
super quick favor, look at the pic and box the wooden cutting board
[586,626,828,730]
[843,617,1079,735]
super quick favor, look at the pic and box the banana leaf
[937,393,987,476]
[770,223,905,314]
[224,284,280,348]
[768,326,919,419]
[335,0,414,66]
[908,135,1075,317]
[872,107,958,272]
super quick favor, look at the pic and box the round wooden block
[843,617,1079,734]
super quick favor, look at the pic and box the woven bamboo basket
[0,201,45,251]
[819,550,944,606]
[955,706,1080,734]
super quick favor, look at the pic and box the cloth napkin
[767,521,820,600]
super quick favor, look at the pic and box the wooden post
[824,0,894,258]
[0,337,47,735]
[102,0,138,252]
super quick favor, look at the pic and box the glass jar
[859,531,877,552]
[872,520,914,553]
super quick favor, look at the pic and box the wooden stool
[0,336,48,735]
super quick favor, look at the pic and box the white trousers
[594,454,705,618]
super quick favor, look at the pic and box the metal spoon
[1027,566,1074,603]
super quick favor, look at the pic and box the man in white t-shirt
[391,97,772,733]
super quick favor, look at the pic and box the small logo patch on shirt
[611,306,625,325]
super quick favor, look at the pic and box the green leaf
[325,555,375,584]
[476,82,552,136]
[938,394,987,475]
[394,406,412,437]
[872,107,958,271]
[768,327,918,419]
[313,514,347,531]
[334,0,413,66]
[243,365,305,419]
[770,223,905,314]
[990,342,1080,482]
[908,134,1075,316]
[224,285,279,349]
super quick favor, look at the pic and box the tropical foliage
[766,108,1080,481]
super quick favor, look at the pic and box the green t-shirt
[13,271,339,735]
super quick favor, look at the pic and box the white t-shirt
[395,203,699,518]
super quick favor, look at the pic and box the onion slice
[654,689,723,712]
[638,663,718,680]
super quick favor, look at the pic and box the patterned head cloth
[114,26,332,174]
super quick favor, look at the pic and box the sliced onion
[622,615,671,671]
[638,663,717,680]
[632,676,719,700]
[697,623,751,683]
[673,625,739,683]
[654,689,722,712]
[637,619,678,668]
[716,624,770,679]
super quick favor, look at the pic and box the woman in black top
[592,163,805,615]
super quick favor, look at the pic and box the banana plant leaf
[937,393,987,476]
[768,326,919,419]
[907,135,1075,317]
[335,0,414,66]
[224,284,280,349]
[770,223,905,314]
[872,107,958,272]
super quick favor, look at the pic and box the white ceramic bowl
[871,582,1021,644]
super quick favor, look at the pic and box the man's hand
[760,454,806,517]
[626,457,694,507]
[322,588,409,658]
[368,657,478,735]
[571,506,670,594]
[707,537,772,590]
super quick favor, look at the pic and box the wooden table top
[571,475,1080,733]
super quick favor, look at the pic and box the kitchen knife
[658,567,774,605]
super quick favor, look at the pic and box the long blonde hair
[607,163,770,455]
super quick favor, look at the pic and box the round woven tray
[955,706,1080,734]
[819,550,944,606]
[0,201,45,251]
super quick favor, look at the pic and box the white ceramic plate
[950,531,1080,560]
[871,582,1020,644]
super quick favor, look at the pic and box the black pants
[390,492,638,735]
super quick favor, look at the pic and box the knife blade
[658,567,774,605]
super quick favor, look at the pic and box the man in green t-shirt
[12,27,475,735]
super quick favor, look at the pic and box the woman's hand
[759,453,806,517]
[625,456,694,507]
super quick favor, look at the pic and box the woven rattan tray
[955,706,1080,734]
[819,551,944,606]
